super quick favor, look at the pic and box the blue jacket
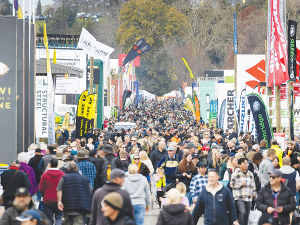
[192,182,237,225]
[62,171,92,213]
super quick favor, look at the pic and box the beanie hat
[211,143,218,150]
[103,192,123,211]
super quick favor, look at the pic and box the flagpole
[23,0,26,151]
[33,0,35,25]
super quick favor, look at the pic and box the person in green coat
[219,154,229,180]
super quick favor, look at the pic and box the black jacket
[175,165,197,192]
[1,168,31,200]
[90,182,134,225]
[28,155,42,184]
[95,154,123,189]
[156,204,194,225]
[87,157,100,169]
[103,214,135,225]
[256,182,296,224]
[150,149,167,171]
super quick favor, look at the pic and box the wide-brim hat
[77,150,88,159]
[54,150,63,160]
[102,145,113,154]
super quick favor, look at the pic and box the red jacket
[39,169,65,204]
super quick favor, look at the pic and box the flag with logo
[247,93,273,148]
[122,38,151,66]
[233,90,239,129]
[75,90,88,139]
[219,99,226,129]
[62,112,70,129]
[267,0,289,87]
[234,12,238,55]
[44,24,55,144]
[239,89,248,134]
[288,20,297,81]
[290,87,294,141]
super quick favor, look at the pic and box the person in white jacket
[139,150,154,175]
[122,164,151,225]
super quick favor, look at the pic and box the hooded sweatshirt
[39,168,65,203]
[122,174,150,207]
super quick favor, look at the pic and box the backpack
[101,157,118,183]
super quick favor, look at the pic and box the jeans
[133,205,145,225]
[62,214,83,225]
[43,203,63,225]
[186,191,192,206]
[235,200,252,225]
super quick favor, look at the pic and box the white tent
[163,91,177,98]
[140,90,155,100]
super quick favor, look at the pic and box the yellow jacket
[271,145,284,167]
[155,173,166,188]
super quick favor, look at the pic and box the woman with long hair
[139,150,154,175]
[219,154,229,180]
[223,156,238,181]
[208,149,221,171]
[175,153,197,205]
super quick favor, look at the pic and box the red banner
[268,0,289,87]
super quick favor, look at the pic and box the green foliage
[116,0,188,51]
[71,19,93,35]
[40,2,77,35]
[0,0,11,16]
[136,50,177,96]
[37,0,42,15]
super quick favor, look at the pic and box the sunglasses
[270,175,278,179]
[121,146,126,148]
[134,158,140,160]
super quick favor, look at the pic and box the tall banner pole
[22,0,26,147]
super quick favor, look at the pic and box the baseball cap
[15,187,30,197]
[64,155,74,162]
[187,142,196,149]
[16,209,42,222]
[270,168,283,177]
[197,162,207,168]
[167,146,175,151]
[11,159,20,165]
[192,154,200,159]
[258,213,273,225]
[110,168,126,180]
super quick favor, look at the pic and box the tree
[116,0,188,95]
[0,0,11,15]
[37,0,42,15]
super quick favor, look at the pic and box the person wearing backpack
[95,145,123,189]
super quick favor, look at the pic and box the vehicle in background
[114,122,136,131]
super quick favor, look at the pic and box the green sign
[209,113,217,127]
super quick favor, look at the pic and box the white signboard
[35,76,48,138]
[39,49,80,60]
[55,104,77,125]
[55,77,80,95]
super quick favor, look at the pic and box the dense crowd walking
[1,99,300,225]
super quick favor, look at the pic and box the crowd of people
[1,99,300,225]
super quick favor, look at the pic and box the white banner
[47,70,55,144]
[35,77,48,138]
[78,28,114,61]
[239,89,248,134]
[55,77,80,95]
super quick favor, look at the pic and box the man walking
[38,145,56,174]
[259,149,276,188]
[39,158,65,225]
[57,163,92,225]
[150,141,167,172]
[230,158,257,225]
[157,146,182,185]
[90,169,134,225]
[28,148,43,184]
[1,160,31,209]
[77,150,97,189]
[192,169,239,225]
[256,168,296,225]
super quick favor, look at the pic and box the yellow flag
[242,0,245,3]
[44,24,51,73]
[182,58,195,79]
[62,112,69,129]
[18,5,23,19]
[53,49,57,64]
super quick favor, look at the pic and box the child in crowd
[154,170,166,209]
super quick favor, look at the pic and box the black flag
[122,38,151,66]
[288,20,297,81]
[247,93,273,148]
[290,87,294,141]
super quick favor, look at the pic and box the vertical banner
[249,110,257,138]
[234,11,238,55]
[288,20,297,81]
[44,24,55,144]
[76,90,88,139]
[267,0,288,87]
[62,112,70,129]
[247,93,273,148]
[0,17,17,163]
[219,100,226,129]
[85,94,95,131]
[239,89,248,134]
[133,81,139,106]
[233,90,239,129]
[290,87,294,141]
[35,77,48,138]
[194,93,200,122]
